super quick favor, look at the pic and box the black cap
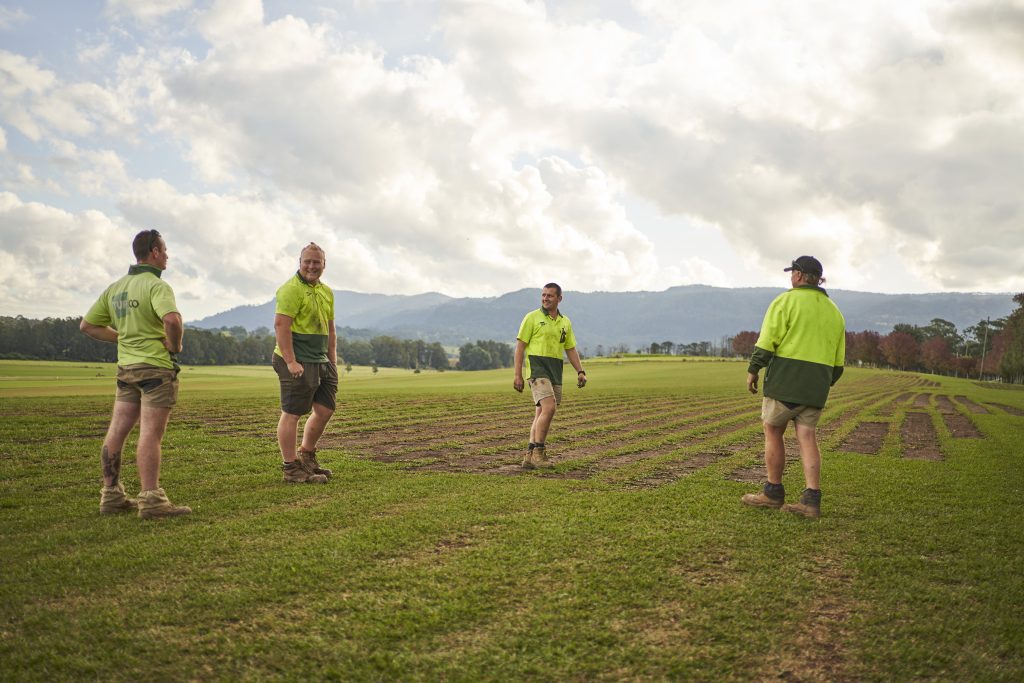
[784,255,823,277]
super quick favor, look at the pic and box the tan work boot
[741,482,785,509]
[137,488,192,520]
[533,445,555,469]
[298,448,332,479]
[99,483,138,515]
[283,460,328,484]
[781,488,821,519]
[522,446,538,470]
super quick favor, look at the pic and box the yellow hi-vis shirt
[83,264,179,369]
[516,308,577,385]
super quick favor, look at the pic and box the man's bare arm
[162,312,183,354]
[80,319,118,344]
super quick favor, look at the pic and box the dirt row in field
[163,374,993,490]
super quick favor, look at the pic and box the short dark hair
[543,282,562,296]
[301,242,325,258]
[132,230,163,261]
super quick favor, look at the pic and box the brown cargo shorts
[115,363,179,408]
[273,355,338,415]
[528,377,562,406]
[762,397,822,427]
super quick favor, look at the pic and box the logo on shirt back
[112,291,139,318]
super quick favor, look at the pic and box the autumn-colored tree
[731,330,759,357]
[920,336,953,374]
[880,331,920,370]
[847,330,884,366]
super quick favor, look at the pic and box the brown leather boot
[99,483,138,515]
[283,460,328,484]
[781,488,821,519]
[741,482,785,509]
[298,448,332,479]
[137,488,192,520]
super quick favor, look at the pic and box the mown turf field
[1,359,1023,681]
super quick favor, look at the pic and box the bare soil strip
[900,412,942,460]
[953,396,988,414]
[912,393,931,408]
[839,422,888,454]
[933,395,957,414]
[621,449,738,489]
[942,412,982,438]
[876,392,913,416]
[986,402,1024,417]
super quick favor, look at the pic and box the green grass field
[2,359,1023,681]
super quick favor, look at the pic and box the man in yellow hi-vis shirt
[513,283,586,470]
[273,243,337,484]
[743,256,846,518]
[80,230,191,519]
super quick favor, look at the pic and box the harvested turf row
[986,402,1024,417]
[932,395,983,438]
[346,397,750,460]
[900,412,943,460]
[547,418,763,482]
[911,393,932,409]
[953,396,988,414]
[839,422,889,455]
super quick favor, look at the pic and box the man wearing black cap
[741,256,846,518]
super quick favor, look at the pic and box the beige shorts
[115,364,179,408]
[529,377,562,406]
[762,397,821,427]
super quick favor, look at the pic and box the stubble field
[1,359,1023,681]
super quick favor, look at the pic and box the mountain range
[189,286,1016,352]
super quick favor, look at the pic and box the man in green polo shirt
[80,229,191,519]
[273,242,337,484]
[513,283,587,469]
[742,255,846,518]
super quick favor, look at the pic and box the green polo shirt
[748,285,846,408]
[517,308,577,385]
[83,264,179,369]
[273,272,334,363]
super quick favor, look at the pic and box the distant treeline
[0,317,485,370]
[729,293,1024,384]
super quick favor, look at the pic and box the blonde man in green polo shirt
[513,283,587,469]
[742,256,846,519]
[80,230,191,519]
[272,243,337,484]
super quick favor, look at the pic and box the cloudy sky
[1,0,1021,320]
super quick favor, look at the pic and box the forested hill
[190,285,1015,350]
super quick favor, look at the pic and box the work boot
[137,488,192,520]
[282,460,328,484]
[533,445,555,469]
[522,444,538,470]
[781,488,821,519]
[298,448,332,479]
[741,482,785,509]
[99,483,138,515]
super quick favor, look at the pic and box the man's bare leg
[763,422,787,485]
[530,398,557,445]
[102,402,140,487]
[278,411,301,463]
[136,406,172,491]
[794,422,821,490]
[300,403,334,453]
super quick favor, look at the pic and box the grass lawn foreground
[1,358,1023,681]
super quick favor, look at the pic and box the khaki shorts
[115,364,179,408]
[273,355,338,415]
[762,397,822,427]
[529,377,562,406]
